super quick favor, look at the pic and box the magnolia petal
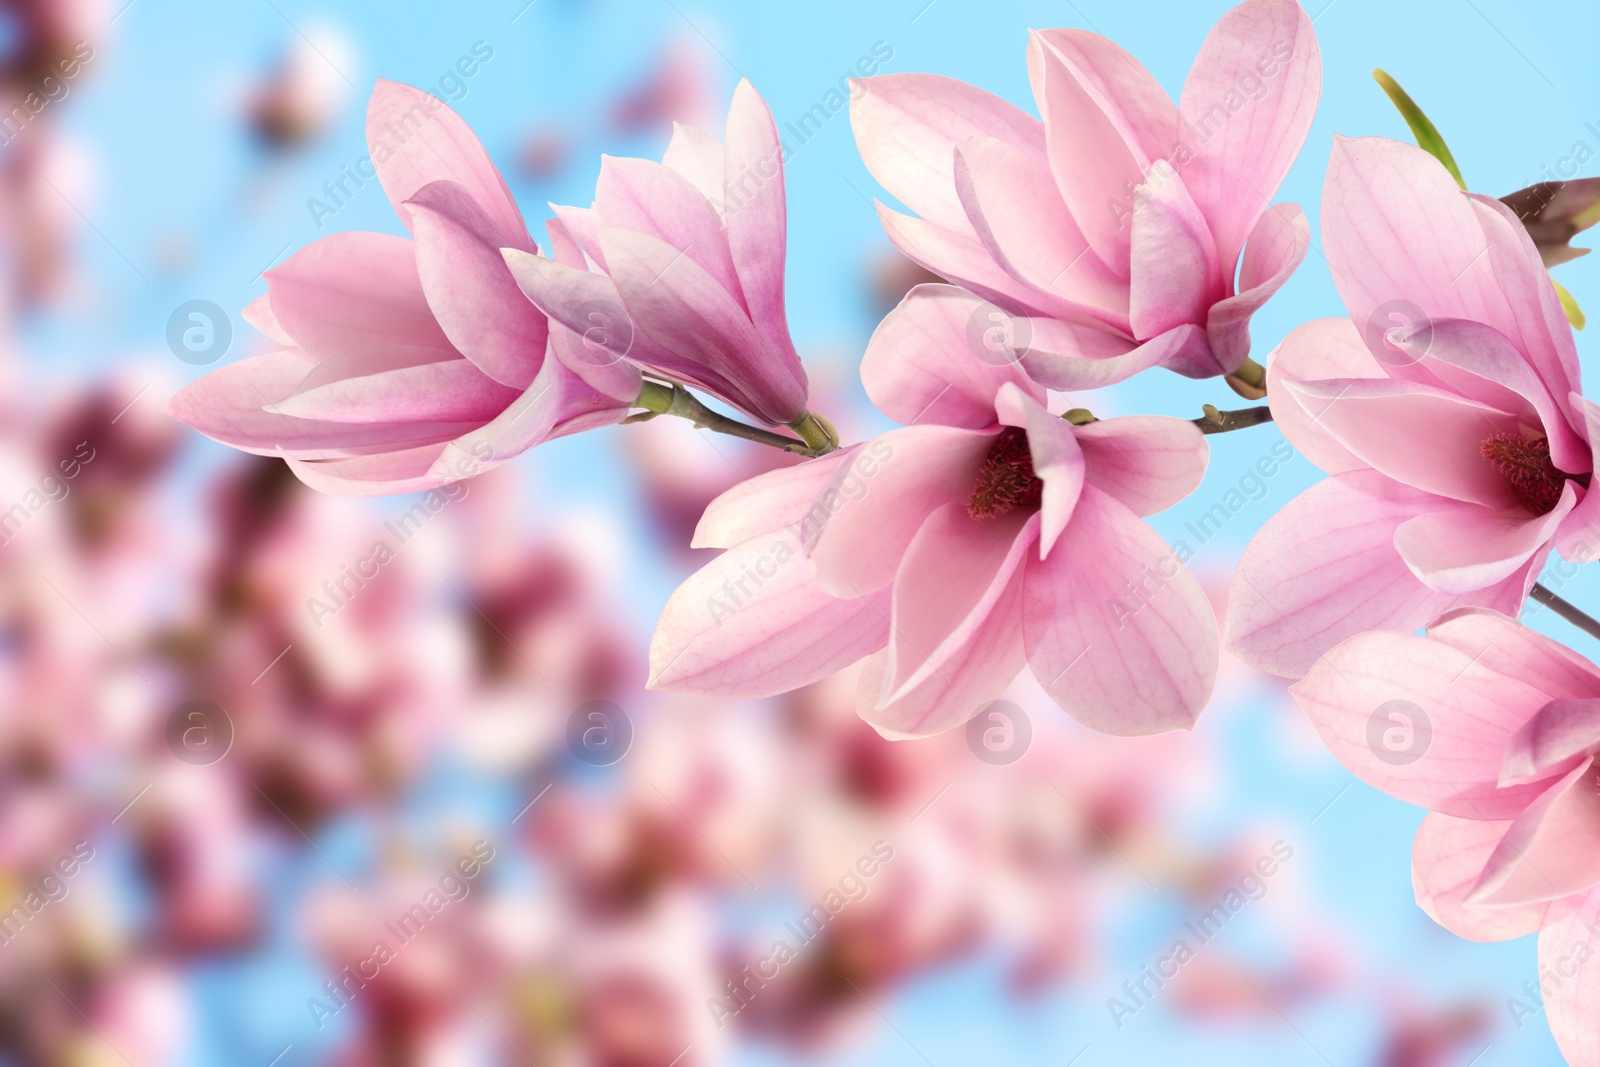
[1502,698,1600,788]
[861,508,1037,737]
[1281,376,1521,510]
[1322,136,1515,349]
[1557,395,1600,562]
[994,383,1085,555]
[1469,761,1600,905]
[1291,628,1560,819]
[724,80,802,373]
[602,226,806,425]
[1027,29,1176,167]
[366,79,530,251]
[861,284,1044,430]
[242,293,293,345]
[269,357,520,425]
[661,121,725,209]
[265,232,457,364]
[874,202,1127,332]
[169,349,479,458]
[1412,317,1586,474]
[1538,893,1600,1067]
[1394,485,1576,595]
[1031,32,1143,276]
[1470,193,1583,405]
[1226,469,1465,678]
[1412,812,1548,942]
[691,448,858,549]
[1021,322,1209,389]
[1128,170,1222,340]
[1025,484,1217,735]
[953,134,1122,312]
[807,425,993,597]
[285,442,454,497]
[648,537,890,697]
[408,179,548,390]
[1206,202,1309,374]
[426,352,626,485]
[1178,0,1320,271]
[850,72,1046,235]
[595,155,744,305]
[1427,607,1600,700]
[1077,415,1208,516]
[1266,317,1384,475]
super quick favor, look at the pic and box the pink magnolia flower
[502,79,816,430]
[650,284,1218,736]
[1292,607,1600,1067]
[849,0,1319,389]
[1228,136,1599,677]
[171,79,639,496]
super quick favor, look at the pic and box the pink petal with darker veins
[862,284,1045,430]
[1226,469,1472,678]
[647,535,891,698]
[1076,415,1208,517]
[366,79,531,251]
[850,72,1046,235]
[1206,202,1309,373]
[860,506,1037,737]
[408,179,548,390]
[264,232,457,363]
[1538,892,1600,1066]
[1025,483,1217,735]
[1290,627,1561,819]
[1412,812,1548,941]
[806,424,992,597]
[724,79,800,370]
[1469,760,1600,905]
[1178,0,1320,271]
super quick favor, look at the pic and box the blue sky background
[26,0,1600,1062]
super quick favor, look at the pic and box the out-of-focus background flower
[2,0,1597,1063]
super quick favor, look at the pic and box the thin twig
[1531,583,1600,642]
[1193,404,1274,435]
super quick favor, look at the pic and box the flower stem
[633,381,836,457]
[1194,404,1274,435]
[1529,583,1600,643]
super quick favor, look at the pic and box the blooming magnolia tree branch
[1529,583,1600,643]
[634,380,839,457]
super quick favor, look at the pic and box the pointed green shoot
[1373,69,1466,190]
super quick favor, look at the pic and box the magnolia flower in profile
[1228,136,1599,677]
[849,0,1319,391]
[171,79,640,496]
[650,284,1217,737]
[1292,607,1600,1067]
[503,79,829,442]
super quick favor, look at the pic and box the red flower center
[1481,432,1572,514]
[968,426,1043,519]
